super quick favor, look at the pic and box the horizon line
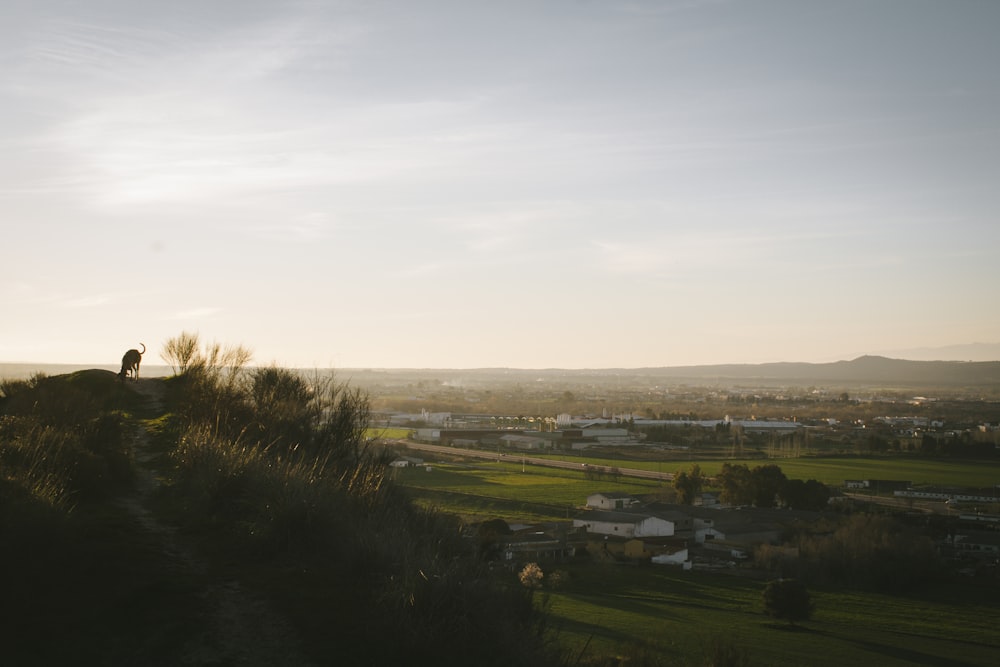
[3,354,999,372]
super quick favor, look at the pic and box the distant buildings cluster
[482,489,1000,578]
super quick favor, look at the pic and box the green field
[394,456,1000,666]
[368,426,412,439]
[545,563,999,667]
[530,452,1000,488]
[394,454,1000,523]
[394,461,663,521]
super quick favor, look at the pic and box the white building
[586,492,636,511]
[573,510,675,538]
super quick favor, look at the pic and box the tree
[249,366,315,449]
[750,464,787,508]
[778,477,830,511]
[717,463,753,506]
[797,514,942,592]
[803,479,831,510]
[477,518,512,560]
[762,578,813,625]
[673,464,704,504]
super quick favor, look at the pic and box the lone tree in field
[762,578,813,626]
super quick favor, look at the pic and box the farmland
[544,563,999,667]
[527,451,1000,489]
[393,461,663,522]
[392,454,1000,524]
[392,454,1000,666]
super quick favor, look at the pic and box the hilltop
[0,356,556,666]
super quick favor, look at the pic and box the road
[842,491,952,515]
[391,440,674,482]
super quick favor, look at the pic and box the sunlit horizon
[4,341,1000,372]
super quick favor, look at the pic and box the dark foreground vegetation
[0,334,554,666]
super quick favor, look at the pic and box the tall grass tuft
[0,371,134,505]
[0,418,71,514]
[158,333,558,665]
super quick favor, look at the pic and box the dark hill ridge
[318,357,1000,392]
[636,356,1000,386]
[4,357,1000,388]
[343,357,1000,388]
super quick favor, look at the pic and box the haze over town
[3,1,998,369]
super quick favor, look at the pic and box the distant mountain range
[2,345,1000,388]
[636,356,1000,386]
[341,356,1000,388]
[869,342,1000,362]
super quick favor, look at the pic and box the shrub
[158,336,557,665]
[160,330,200,374]
[519,562,544,589]
[0,375,133,504]
[762,578,813,625]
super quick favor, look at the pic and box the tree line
[673,462,831,511]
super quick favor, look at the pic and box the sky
[2,0,999,369]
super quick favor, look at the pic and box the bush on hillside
[158,334,557,665]
[762,578,813,625]
[0,372,134,504]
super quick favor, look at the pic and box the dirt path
[117,378,316,667]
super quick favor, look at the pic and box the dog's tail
[139,343,146,356]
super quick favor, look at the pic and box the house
[695,518,781,548]
[845,479,912,493]
[693,492,720,507]
[652,550,692,568]
[388,456,424,468]
[413,428,441,442]
[952,531,1000,557]
[624,537,689,566]
[650,509,693,534]
[586,492,636,510]
[561,427,635,448]
[573,510,675,538]
[501,526,581,565]
[578,427,631,442]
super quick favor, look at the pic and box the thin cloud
[163,307,220,321]
[62,294,114,309]
[249,212,336,242]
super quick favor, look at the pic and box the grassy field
[394,455,1000,665]
[393,452,1000,523]
[544,563,999,667]
[368,426,412,439]
[529,452,1000,488]
[393,461,665,522]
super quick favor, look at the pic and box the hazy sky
[3,1,999,368]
